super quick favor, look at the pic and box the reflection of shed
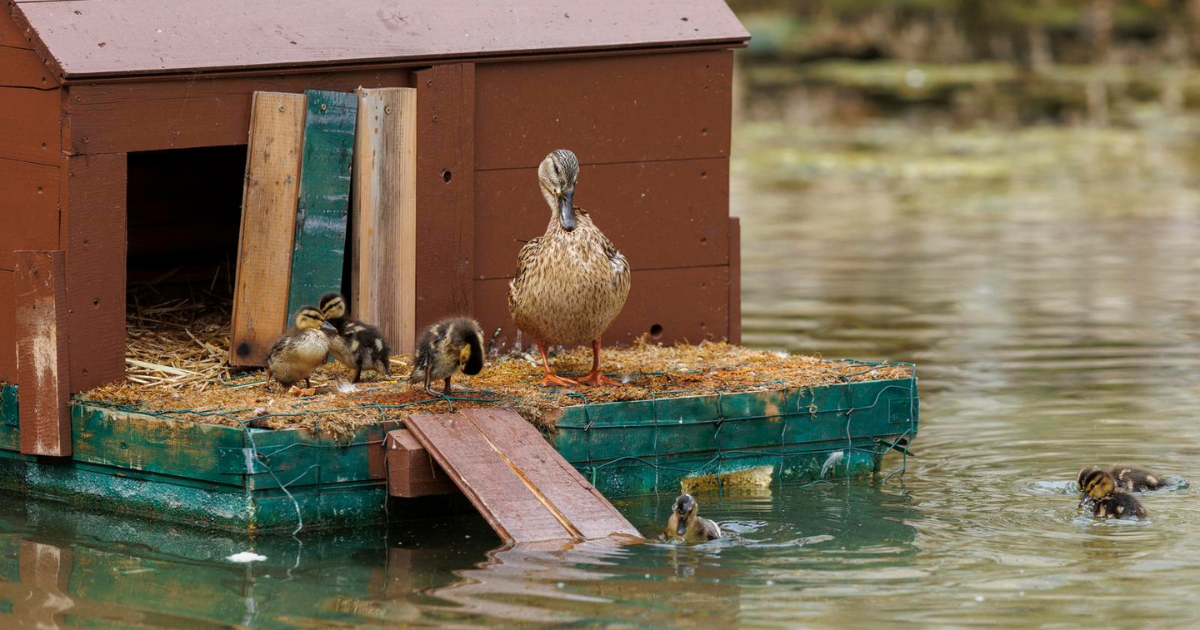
[0,1,749,397]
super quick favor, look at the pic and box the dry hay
[123,295,235,390]
[82,318,913,439]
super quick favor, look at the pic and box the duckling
[1079,468,1147,520]
[318,292,391,383]
[1077,465,1167,493]
[408,318,485,396]
[266,306,336,390]
[665,494,722,543]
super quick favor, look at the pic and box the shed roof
[9,0,749,80]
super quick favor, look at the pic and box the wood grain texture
[12,0,747,78]
[0,46,57,88]
[0,86,59,165]
[475,51,734,170]
[286,89,356,317]
[0,157,58,270]
[475,265,730,349]
[405,412,574,544]
[462,408,640,540]
[474,158,729,279]
[729,217,741,345]
[0,271,13,382]
[0,8,32,49]
[229,92,305,367]
[352,87,417,355]
[386,428,458,498]
[59,153,126,390]
[14,250,70,456]
[414,64,475,330]
[63,70,413,155]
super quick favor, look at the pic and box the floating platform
[0,344,918,533]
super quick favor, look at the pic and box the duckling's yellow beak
[558,190,576,232]
[458,344,472,365]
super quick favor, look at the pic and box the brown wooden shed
[0,0,748,396]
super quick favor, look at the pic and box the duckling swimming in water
[1077,465,1167,493]
[318,292,391,383]
[1079,468,1147,520]
[266,306,336,391]
[665,494,722,543]
[408,317,485,396]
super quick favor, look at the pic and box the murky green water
[7,106,1200,629]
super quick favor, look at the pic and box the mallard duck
[1077,465,1167,493]
[318,292,391,383]
[665,493,722,543]
[408,318,485,396]
[508,149,631,388]
[266,306,335,390]
[1079,468,1147,520]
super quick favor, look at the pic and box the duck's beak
[321,321,336,331]
[559,190,576,232]
[675,514,688,536]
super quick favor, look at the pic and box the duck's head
[294,306,335,332]
[1079,468,1116,508]
[1077,465,1102,492]
[319,292,347,320]
[538,149,580,233]
[673,494,698,536]
[444,318,485,376]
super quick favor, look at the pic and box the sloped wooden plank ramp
[404,409,641,544]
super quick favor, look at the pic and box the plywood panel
[474,158,729,279]
[414,64,474,329]
[0,271,15,383]
[286,89,356,316]
[230,92,305,366]
[59,153,126,390]
[352,87,417,355]
[475,51,733,170]
[0,86,59,165]
[0,9,33,49]
[14,250,70,456]
[63,69,413,155]
[475,265,730,350]
[0,47,57,88]
[13,0,747,78]
[0,157,58,270]
[462,408,639,540]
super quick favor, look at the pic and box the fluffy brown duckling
[408,318,485,396]
[1077,465,1167,493]
[1079,468,1147,520]
[665,494,722,543]
[266,306,336,391]
[318,292,391,383]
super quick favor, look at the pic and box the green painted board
[286,89,358,317]
[1,385,16,427]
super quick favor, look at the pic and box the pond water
[5,103,1200,629]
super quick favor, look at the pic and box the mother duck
[508,149,631,387]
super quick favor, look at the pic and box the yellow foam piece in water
[680,465,774,494]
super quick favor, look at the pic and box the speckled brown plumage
[408,317,485,395]
[319,292,391,383]
[266,307,333,390]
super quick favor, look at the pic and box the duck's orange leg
[579,337,621,386]
[537,340,581,388]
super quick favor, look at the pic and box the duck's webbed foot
[540,373,582,388]
[578,371,620,387]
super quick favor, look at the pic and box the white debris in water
[820,451,845,478]
[644,574,651,579]
[227,552,267,563]
[906,68,927,88]
[974,595,985,603]
[765,580,774,586]
[557,582,565,589]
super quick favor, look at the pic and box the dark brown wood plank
[14,249,70,456]
[0,157,58,270]
[0,86,59,165]
[13,0,747,78]
[475,265,730,350]
[414,64,474,330]
[63,69,413,155]
[0,270,16,382]
[0,8,33,49]
[59,153,126,390]
[386,428,459,498]
[462,408,640,540]
[0,46,57,88]
[474,158,729,279]
[475,51,734,170]
[729,216,741,344]
[405,412,574,544]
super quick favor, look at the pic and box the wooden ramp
[404,409,641,544]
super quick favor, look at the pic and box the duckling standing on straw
[408,318,485,396]
[319,292,391,383]
[266,306,336,392]
[666,493,722,543]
